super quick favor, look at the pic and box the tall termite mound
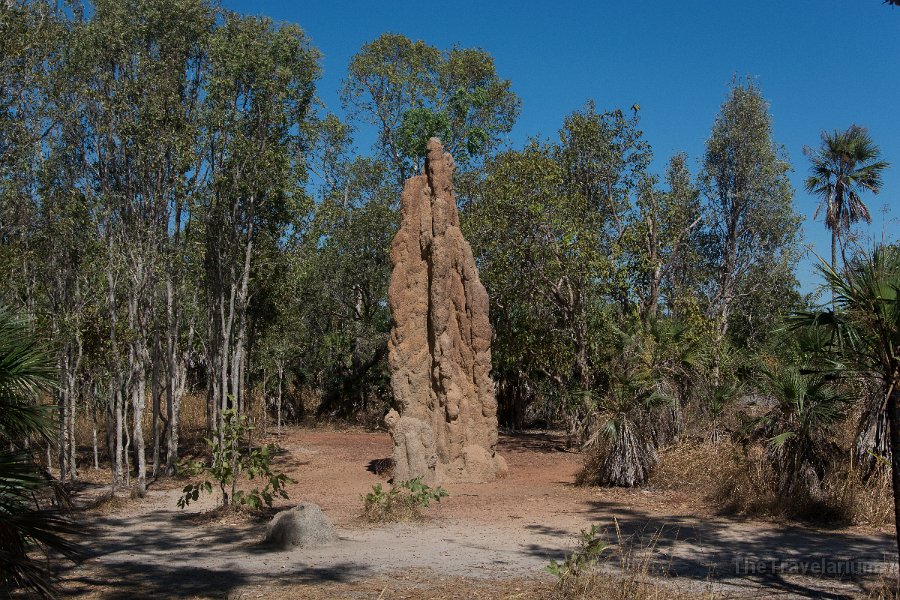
[386,138,507,484]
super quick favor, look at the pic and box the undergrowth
[649,439,892,526]
[546,520,720,600]
[362,477,448,522]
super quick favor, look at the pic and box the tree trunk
[831,230,838,308]
[886,381,900,584]
[67,370,77,481]
[91,388,99,470]
[165,280,179,475]
[277,362,283,435]
[114,384,124,490]
[151,331,161,478]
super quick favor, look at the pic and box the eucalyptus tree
[804,125,889,271]
[0,1,83,479]
[199,13,320,435]
[465,144,578,427]
[70,0,215,490]
[301,156,397,415]
[464,103,650,434]
[629,153,703,321]
[700,79,801,369]
[341,33,520,185]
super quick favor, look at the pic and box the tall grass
[650,439,892,526]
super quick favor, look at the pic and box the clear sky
[223,0,900,296]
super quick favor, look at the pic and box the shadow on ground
[522,497,895,599]
[60,508,371,599]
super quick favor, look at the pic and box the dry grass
[220,571,554,600]
[649,439,731,496]
[649,439,893,527]
[546,522,721,600]
[861,581,900,599]
[222,567,715,600]
[824,464,894,527]
[548,573,717,600]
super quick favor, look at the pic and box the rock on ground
[386,137,506,485]
[264,502,337,550]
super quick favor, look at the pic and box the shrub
[362,477,447,522]
[177,408,295,509]
[546,524,609,584]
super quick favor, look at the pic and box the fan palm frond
[0,305,81,598]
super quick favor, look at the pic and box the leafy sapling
[177,408,295,509]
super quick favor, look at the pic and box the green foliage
[545,524,609,583]
[792,246,900,385]
[749,365,849,498]
[342,33,519,181]
[362,477,448,522]
[177,409,295,509]
[790,244,900,563]
[396,107,452,160]
[700,78,801,347]
[804,125,889,267]
[0,306,81,598]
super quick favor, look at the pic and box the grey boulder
[264,502,337,550]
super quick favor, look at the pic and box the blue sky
[224,0,900,296]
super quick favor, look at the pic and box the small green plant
[546,524,609,584]
[362,477,448,522]
[177,408,295,509]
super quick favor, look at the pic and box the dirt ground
[58,428,898,599]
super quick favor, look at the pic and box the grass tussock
[649,439,892,526]
[79,491,130,514]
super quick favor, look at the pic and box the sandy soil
[58,428,897,599]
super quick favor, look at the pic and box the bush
[546,524,609,584]
[362,477,447,522]
[177,408,295,509]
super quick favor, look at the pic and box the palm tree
[583,319,697,487]
[754,365,849,501]
[0,305,80,598]
[804,126,889,272]
[790,246,900,582]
